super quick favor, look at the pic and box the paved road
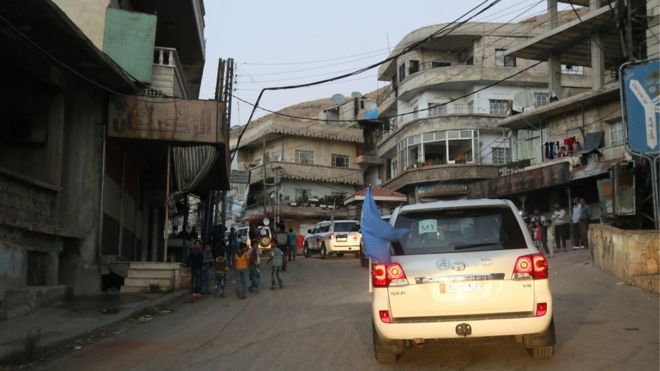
[38,250,658,370]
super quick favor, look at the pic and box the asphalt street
[36,250,658,371]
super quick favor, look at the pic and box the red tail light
[379,310,392,323]
[372,263,407,287]
[513,253,548,280]
[329,233,334,240]
[535,302,547,317]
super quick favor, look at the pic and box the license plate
[439,282,484,294]
[337,237,347,242]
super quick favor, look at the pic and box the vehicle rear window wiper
[454,242,499,250]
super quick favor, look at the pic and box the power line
[230,0,502,162]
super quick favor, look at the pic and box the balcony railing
[249,162,363,186]
[152,47,190,98]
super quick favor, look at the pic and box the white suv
[304,220,362,259]
[371,199,554,363]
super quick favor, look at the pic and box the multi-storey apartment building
[468,0,659,293]
[230,96,374,234]
[370,20,578,202]
[0,0,228,310]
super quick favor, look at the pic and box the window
[609,120,624,146]
[295,150,314,164]
[489,99,512,116]
[428,103,447,116]
[492,147,511,164]
[495,49,516,67]
[398,64,406,82]
[561,64,584,75]
[409,60,420,74]
[392,208,526,255]
[331,153,350,168]
[431,61,451,68]
[453,103,468,114]
[534,92,550,108]
[270,152,283,162]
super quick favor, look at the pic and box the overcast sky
[199,0,558,126]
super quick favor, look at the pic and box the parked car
[360,215,390,267]
[370,199,555,363]
[304,220,361,259]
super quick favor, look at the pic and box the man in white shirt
[551,203,568,252]
[571,197,583,249]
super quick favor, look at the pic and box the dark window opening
[409,60,420,74]
[432,61,451,68]
[398,64,406,82]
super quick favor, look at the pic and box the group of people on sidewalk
[523,197,592,258]
[186,223,298,300]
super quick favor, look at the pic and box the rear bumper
[327,243,360,253]
[372,289,553,340]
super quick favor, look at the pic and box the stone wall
[590,224,659,293]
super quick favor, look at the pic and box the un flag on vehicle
[360,188,408,264]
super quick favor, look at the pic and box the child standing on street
[268,244,284,290]
[248,244,261,293]
[234,243,250,299]
[532,221,544,254]
[213,247,229,298]
[288,228,297,262]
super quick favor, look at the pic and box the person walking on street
[248,243,261,293]
[268,244,284,290]
[202,243,214,294]
[579,198,591,249]
[551,203,568,253]
[234,242,250,299]
[530,208,548,254]
[532,221,544,254]
[275,225,289,271]
[187,240,204,299]
[213,246,229,298]
[571,197,583,249]
[288,228,297,262]
[227,227,238,269]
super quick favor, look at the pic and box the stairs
[115,262,182,294]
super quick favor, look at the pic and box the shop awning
[571,160,616,181]
[468,162,570,199]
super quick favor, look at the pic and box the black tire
[320,245,326,260]
[360,256,369,268]
[372,322,402,364]
[304,243,310,258]
[526,345,554,359]
[337,253,344,257]
[524,318,556,359]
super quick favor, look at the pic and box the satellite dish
[263,217,270,226]
[331,94,346,105]
[513,91,535,109]
[351,91,363,98]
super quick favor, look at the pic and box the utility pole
[220,58,234,229]
[262,135,268,218]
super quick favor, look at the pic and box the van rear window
[392,207,527,255]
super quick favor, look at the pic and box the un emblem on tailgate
[451,262,466,271]
[437,258,450,270]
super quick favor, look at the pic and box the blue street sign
[620,60,660,156]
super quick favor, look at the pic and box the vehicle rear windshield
[334,222,359,232]
[392,207,526,255]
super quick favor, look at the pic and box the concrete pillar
[590,33,604,90]
[547,0,558,29]
[548,55,563,99]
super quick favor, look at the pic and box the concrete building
[467,1,658,291]
[230,97,369,234]
[369,20,586,202]
[0,0,228,316]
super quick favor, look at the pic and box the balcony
[243,204,351,220]
[357,153,385,166]
[249,162,363,186]
[381,163,500,192]
[378,65,548,113]
[151,47,190,99]
[377,114,502,156]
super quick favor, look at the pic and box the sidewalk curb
[0,290,188,363]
